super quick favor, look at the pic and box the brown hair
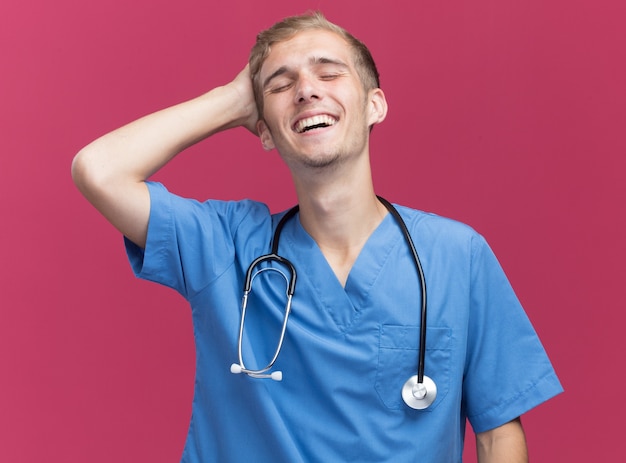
[249,11,380,114]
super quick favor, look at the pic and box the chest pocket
[375,324,452,411]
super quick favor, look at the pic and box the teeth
[295,115,336,133]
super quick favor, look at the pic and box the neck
[291,157,388,286]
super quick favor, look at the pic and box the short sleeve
[124,182,270,300]
[463,235,563,433]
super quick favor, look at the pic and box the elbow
[71,148,86,187]
[71,143,112,200]
[71,146,96,196]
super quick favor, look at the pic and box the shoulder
[389,204,497,272]
[393,204,483,244]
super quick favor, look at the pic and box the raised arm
[71,66,258,248]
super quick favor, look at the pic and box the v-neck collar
[280,212,398,333]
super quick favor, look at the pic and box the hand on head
[229,64,261,136]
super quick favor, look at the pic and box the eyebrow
[262,56,349,89]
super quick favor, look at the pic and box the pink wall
[1,0,624,461]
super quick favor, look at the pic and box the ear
[367,88,388,126]
[256,120,275,151]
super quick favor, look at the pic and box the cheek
[265,107,292,136]
[261,99,285,127]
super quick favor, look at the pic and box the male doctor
[72,11,562,463]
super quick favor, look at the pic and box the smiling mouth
[294,115,337,133]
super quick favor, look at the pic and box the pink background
[1,0,624,461]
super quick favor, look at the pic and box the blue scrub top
[126,182,562,463]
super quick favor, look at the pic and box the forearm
[72,82,254,189]
[476,418,528,463]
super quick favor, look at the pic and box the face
[256,29,387,171]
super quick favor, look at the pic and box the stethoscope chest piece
[402,375,437,410]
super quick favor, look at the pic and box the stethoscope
[230,197,437,410]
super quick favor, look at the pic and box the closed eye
[265,78,295,94]
[269,82,293,93]
[315,59,349,81]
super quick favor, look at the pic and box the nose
[294,73,320,104]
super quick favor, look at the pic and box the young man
[72,12,562,463]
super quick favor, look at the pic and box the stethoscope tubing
[376,196,428,384]
[231,198,436,408]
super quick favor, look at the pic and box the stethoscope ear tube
[232,208,299,382]
[234,253,296,381]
